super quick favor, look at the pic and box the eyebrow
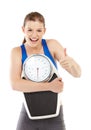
[27,27,44,29]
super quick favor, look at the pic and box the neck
[25,42,43,54]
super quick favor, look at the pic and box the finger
[64,48,67,56]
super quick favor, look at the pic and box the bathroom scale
[22,54,62,120]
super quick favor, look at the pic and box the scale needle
[37,67,39,80]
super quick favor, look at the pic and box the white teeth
[31,38,38,41]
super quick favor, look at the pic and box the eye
[28,29,32,31]
[37,29,42,32]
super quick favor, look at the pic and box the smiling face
[22,20,46,47]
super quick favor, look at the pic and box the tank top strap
[20,40,57,68]
[20,44,27,64]
[42,39,57,69]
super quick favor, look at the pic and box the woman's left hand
[59,48,81,77]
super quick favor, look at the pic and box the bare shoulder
[11,46,22,59]
[11,46,21,54]
[46,39,64,51]
[46,39,65,61]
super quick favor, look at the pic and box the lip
[30,38,39,42]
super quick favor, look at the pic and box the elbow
[11,85,17,91]
[73,68,82,78]
[77,72,81,78]
[74,73,81,78]
[78,71,81,77]
[10,81,19,91]
[77,66,82,77]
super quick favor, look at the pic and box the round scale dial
[23,54,52,82]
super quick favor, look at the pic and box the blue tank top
[21,39,57,69]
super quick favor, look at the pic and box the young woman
[10,12,81,130]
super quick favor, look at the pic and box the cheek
[39,31,45,36]
[25,31,31,36]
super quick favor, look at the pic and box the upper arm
[47,39,65,62]
[54,40,65,61]
[10,47,22,82]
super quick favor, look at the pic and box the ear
[44,28,46,34]
[22,26,25,33]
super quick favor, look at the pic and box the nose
[32,31,37,37]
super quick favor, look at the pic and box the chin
[30,43,38,48]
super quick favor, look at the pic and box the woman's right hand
[49,78,64,93]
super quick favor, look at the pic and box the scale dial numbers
[23,54,52,82]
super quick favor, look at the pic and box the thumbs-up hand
[59,48,73,70]
[59,48,81,77]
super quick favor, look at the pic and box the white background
[0,0,91,130]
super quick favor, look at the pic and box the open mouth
[30,38,39,42]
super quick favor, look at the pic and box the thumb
[64,48,67,56]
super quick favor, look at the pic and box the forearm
[65,58,81,77]
[11,78,50,93]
